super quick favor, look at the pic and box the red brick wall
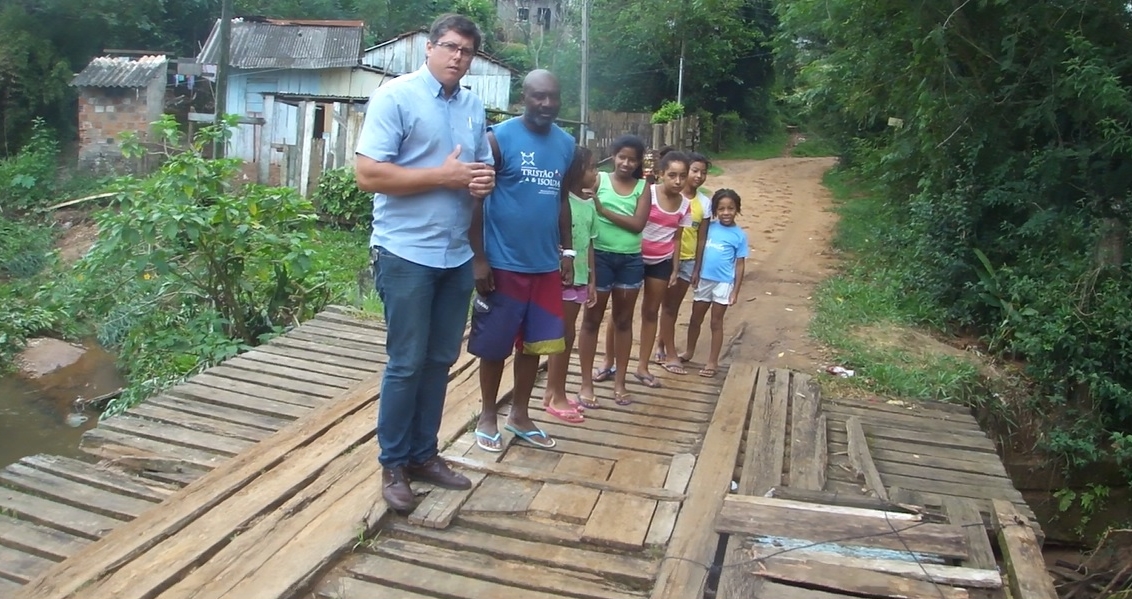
[77,85,154,166]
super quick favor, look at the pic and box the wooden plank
[828,439,1011,478]
[126,403,272,443]
[265,335,387,363]
[285,330,392,358]
[535,392,703,434]
[0,545,56,584]
[19,455,170,503]
[296,320,387,345]
[0,576,22,597]
[205,364,342,397]
[646,453,697,546]
[370,537,641,599]
[407,471,487,528]
[548,438,667,463]
[726,495,921,522]
[747,553,972,599]
[527,407,700,445]
[525,419,693,456]
[253,342,379,372]
[992,499,1057,599]
[344,553,579,599]
[748,546,1002,588]
[788,372,825,490]
[871,473,1027,505]
[0,514,90,560]
[823,403,985,435]
[80,428,225,472]
[0,464,153,520]
[943,497,996,569]
[462,474,542,514]
[0,487,121,540]
[716,495,970,559]
[458,513,585,546]
[223,355,359,389]
[9,369,386,599]
[863,422,998,454]
[527,454,608,524]
[750,581,861,598]
[188,373,324,408]
[389,521,657,588]
[651,362,758,599]
[237,349,370,380]
[846,415,889,501]
[446,455,682,501]
[99,416,253,457]
[827,432,1010,469]
[314,576,436,599]
[739,366,781,495]
[765,488,926,516]
[582,457,669,549]
[146,395,290,433]
[871,459,1018,490]
[167,382,308,419]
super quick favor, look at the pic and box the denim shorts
[593,250,644,292]
[677,259,696,282]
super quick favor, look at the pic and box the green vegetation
[777,0,1132,489]
[650,101,685,125]
[789,135,838,158]
[0,119,379,417]
[811,170,983,403]
[312,167,372,230]
[714,130,789,160]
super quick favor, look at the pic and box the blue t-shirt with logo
[700,221,749,283]
[483,117,576,273]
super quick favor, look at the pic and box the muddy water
[0,342,124,468]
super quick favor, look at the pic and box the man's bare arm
[355,145,492,195]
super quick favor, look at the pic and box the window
[536,7,551,29]
[516,7,529,21]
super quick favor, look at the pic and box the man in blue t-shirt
[468,70,576,452]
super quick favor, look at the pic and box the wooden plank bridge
[0,308,1056,599]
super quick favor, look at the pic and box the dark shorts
[644,258,674,281]
[593,250,645,292]
[468,269,565,361]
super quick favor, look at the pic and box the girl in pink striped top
[632,150,692,388]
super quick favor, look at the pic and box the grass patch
[316,227,382,315]
[714,130,790,160]
[790,135,839,158]
[810,168,982,403]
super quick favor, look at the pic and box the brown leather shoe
[406,456,472,490]
[382,466,414,512]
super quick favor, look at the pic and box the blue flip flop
[504,424,556,449]
[475,429,504,453]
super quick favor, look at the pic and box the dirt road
[704,156,840,374]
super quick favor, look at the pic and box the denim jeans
[373,247,473,467]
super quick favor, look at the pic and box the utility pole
[676,39,684,106]
[579,0,590,145]
[214,0,233,157]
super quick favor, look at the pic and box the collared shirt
[356,66,493,268]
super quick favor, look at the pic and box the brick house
[71,55,168,169]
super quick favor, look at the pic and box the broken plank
[646,453,697,546]
[726,495,921,522]
[716,495,970,560]
[9,372,384,599]
[788,372,825,490]
[389,521,656,588]
[446,454,682,501]
[408,471,487,528]
[766,488,926,516]
[748,546,1002,588]
[98,416,252,456]
[80,428,223,473]
[943,497,996,569]
[146,395,290,433]
[371,537,640,599]
[126,403,272,443]
[457,513,585,545]
[748,554,971,599]
[846,415,889,501]
[740,365,782,496]
[993,499,1057,599]
[652,362,759,599]
[462,474,542,514]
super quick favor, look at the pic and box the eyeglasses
[434,41,475,59]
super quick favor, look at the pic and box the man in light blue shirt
[355,13,495,512]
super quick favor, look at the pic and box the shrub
[312,167,372,229]
[0,118,60,214]
[651,101,685,125]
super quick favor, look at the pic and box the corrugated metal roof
[198,19,363,70]
[71,55,167,88]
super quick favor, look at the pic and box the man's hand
[469,170,495,199]
[473,257,495,295]
[440,145,493,191]
[560,257,575,287]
